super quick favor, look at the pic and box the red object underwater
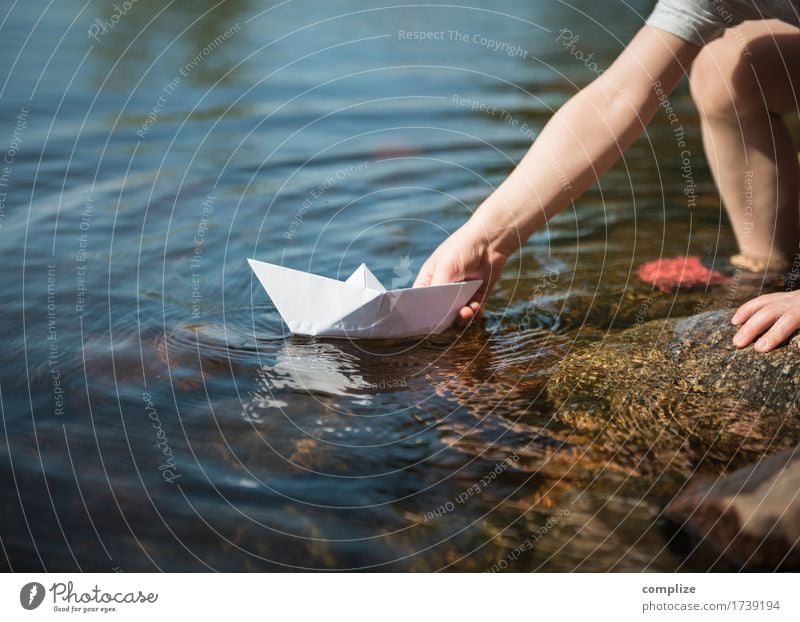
[637,256,729,294]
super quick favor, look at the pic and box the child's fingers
[469,301,483,319]
[753,309,800,352]
[733,304,785,348]
[732,292,784,325]
[455,302,482,325]
[455,306,475,324]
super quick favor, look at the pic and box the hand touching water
[413,222,509,324]
[732,289,800,352]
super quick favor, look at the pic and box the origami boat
[248,259,482,339]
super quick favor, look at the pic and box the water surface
[0,0,754,571]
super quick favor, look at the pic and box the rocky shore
[546,307,800,569]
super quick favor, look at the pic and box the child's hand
[413,222,509,325]
[732,290,800,352]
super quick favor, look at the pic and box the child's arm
[732,290,800,352]
[415,26,699,322]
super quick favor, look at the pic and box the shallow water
[0,0,772,571]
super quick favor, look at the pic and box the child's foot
[729,253,790,273]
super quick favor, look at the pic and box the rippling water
[0,0,758,571]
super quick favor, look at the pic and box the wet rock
[545,307,800,568]
[547,309,800,475]
[664,448,800,570]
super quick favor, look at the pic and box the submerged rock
[637,256,729,294]
[664,448,800,570]
[545,307,800,568]
[547,309,800,475]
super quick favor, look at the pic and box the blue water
[0,0,744,571]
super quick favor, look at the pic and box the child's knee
[690,40,758,118]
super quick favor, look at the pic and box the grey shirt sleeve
[646,0,741,46]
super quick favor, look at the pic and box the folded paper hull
[248,258,482,339]
[319,283,481,338]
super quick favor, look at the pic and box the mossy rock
[547,309,800,475]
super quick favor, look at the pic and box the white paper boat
[248,259,482,339]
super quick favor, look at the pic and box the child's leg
[690,20,800,270]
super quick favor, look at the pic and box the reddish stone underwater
[637,256,729,294]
